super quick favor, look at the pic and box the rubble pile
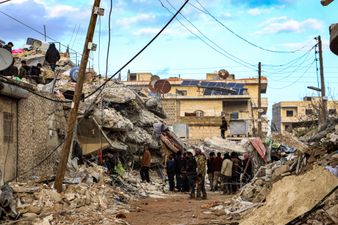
[0,163,166,224]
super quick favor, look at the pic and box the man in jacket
[166,154,176,191]
[45,43,60,71]
[220,117,228,139]
[3,42,13,53]
[140,145,151,183]
[221,153,233,194]
[186,150,197,198]
[212,152,223,191]
[207,152,215,191]
[195,148,207,199]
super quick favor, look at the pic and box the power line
[268,59,316,89]
[105,0,113,79]
[191,0,311,54]
[159,0,257,71]
[0,11,89,60]
[84,0,192,100]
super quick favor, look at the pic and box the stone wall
[161,99,177,125]
[17,93,66,180]
[0,95,18,184]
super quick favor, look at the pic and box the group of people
[166,149,207,199]
[0,41,60,83]
[164,148,253,199]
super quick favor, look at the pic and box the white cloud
[133,26,189,37]
[248,7,274,16]
[256,17,324,35]
[116,13,155,27]
[46,5,80,18]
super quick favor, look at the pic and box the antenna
[0,48,13,71]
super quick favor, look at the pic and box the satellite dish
[154,79,171,94]
[330,23,338,56]
[218,69,230,79]
[148,75,160,92]
[0,48,14,71]
[70,66,80,82]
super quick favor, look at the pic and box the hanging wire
[191,0,312,54]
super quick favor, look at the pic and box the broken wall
[17,92,66,180]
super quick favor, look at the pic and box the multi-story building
[124,71,268,140]
[272,96,338,134]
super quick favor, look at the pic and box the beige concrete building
[272,96,338,134]
[0,78,66,184]
[124,71,268,140]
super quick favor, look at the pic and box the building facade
[272,96,338,134]
[0,78,66,184]
[124,71,268,140]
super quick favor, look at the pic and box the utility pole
[257,62,262,137]
[55,0,101,193]
[317,35,327,125]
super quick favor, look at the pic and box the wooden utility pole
[55,0,101,193]
[257,62,262,137]
[317,35,327,125]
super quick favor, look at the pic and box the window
[286,110,293,117]
[3,112,13,143]
[195,110,204,117]
[230,112,239,120]
[285,124,291,132]
[329,109,337,115]
[305,109,313,115]
[176,90,187,96]
[129,73,136,81]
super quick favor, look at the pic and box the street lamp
[307,86,322,92]
[321,0,335,6]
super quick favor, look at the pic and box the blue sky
[1,0,337,120]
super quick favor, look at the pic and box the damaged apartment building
[124,70,269,140]
[0,38,175,186]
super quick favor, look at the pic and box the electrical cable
[0,77,71,103]
[160,0,256,70]
[191,0,311,54]
[268,59,316,89]
[105,0,113,79]
[84,0,191,100]
[0,11,93,61]
[264,53,314,82]
[262,45,316,69]
[98,16,102,75]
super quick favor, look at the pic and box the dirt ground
[125,191,234,225]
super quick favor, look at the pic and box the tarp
[250,138,268,163]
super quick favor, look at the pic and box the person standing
[186,150,197,199]
[45,43,60,71]
[195,148,207,199]
[212,152,223,191]
[19,60,30,79]
[174,151,183,191]
[207,152,215,191]
[180,152,189,192]
[3,42,13,53]
[221,153,233,194]
[140,145,151,183]
[166,154,176,191]
[242,153,253,184]
[220,117,228,139]
[230,152,242,193]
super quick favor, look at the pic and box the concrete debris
[93,108,134,131]
[203,137,250,153]
[0,163,166,224]
[101,85,137,104]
